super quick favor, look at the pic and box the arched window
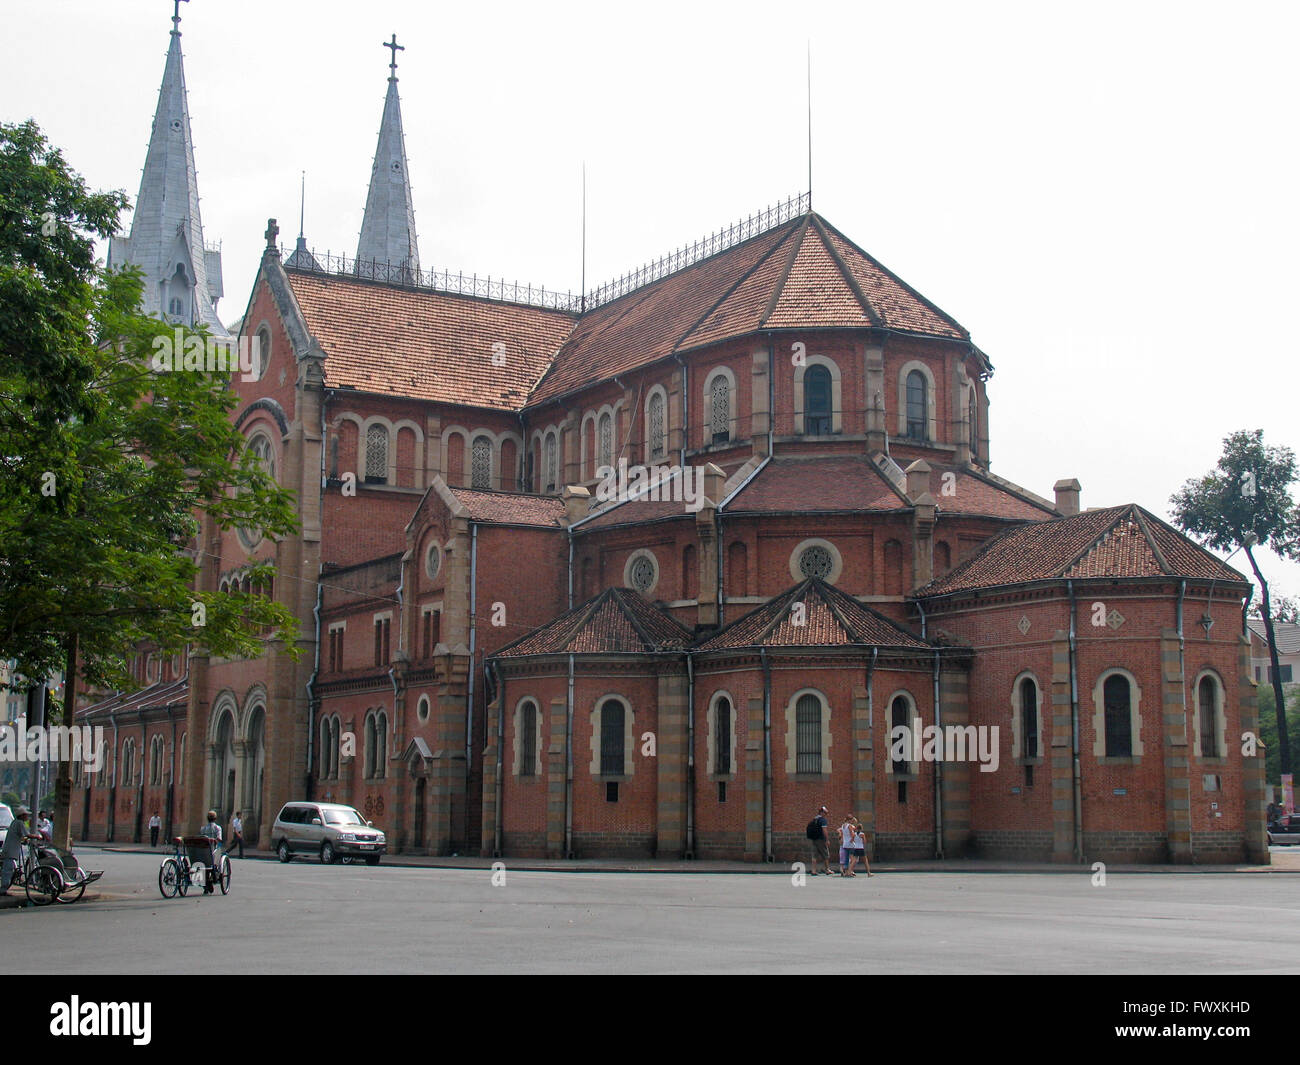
[120,739,136,787]
[1199,676,1220,758]
[544,432,558,492]
[1021,677,1038,758]
[320,717,333,779]
[374,712,387,779]
[598,413,613,472]
[890,696,911,776]
[149,735,164,786]
[710,375,730,444]
[600,699,626,776]
[804,364,832,435]
[365,424,389,484]
[330,717,341,778]
[255,326,272,381]
[364,713,377,777]
[648,391,666,460]
[520,700,538,777]
[795,693,823,774]
[1103,675,1133,757]
[714,697,732,775]
[906,370,927,441]
[471,436,492,489]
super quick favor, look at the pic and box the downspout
[306,389,330,797]
[1178,579,1194,864]
[674,354,689,468]
[866,647,877,857]
[567,527,574,611]
[1068,580,1083,862]
[716,508,725,627]
[565,652,575,858]
[466,523,479,846]
[932,650,943,859]
[685,653,695,858]
[761,648,772,861]
[493,660,505,858]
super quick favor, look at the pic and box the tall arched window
[544,432,558,492]
[374,711,388,779]
[520,700,538,777]
[1020,677,1038,758]
[1199,676,1220,757]
[120,739,136,787]
[715,697,732,775]
[805,364,832,435]
[598,413,613,472]
[149,735,164,786]
[471,436,492,489]
[600,699,626,776]
[365,424,389,484]
[710,375,730,444]
[906,371,927,441]
[796,693,822,774]
[1104,675,1133,757]
[329,717,340,778]
[364,713,377,777]
[890,696,911,776]
[648,391,666,460]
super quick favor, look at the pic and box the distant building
[1248,619,1300,688]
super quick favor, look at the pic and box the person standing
[148,811,161,848]
[0,806,39,895]
[198,810,223,894]
[839,816,856,877]
[850,818,872,877]
[226,811,244,859]
[805,805,834,876]
[36,811,53,843]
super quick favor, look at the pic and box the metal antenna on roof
[298,170,306,241]
[580,162,587,315]
[806,39,813,211]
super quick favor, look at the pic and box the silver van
[272,802,386,865]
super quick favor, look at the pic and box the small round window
[799,545,833,579]
[417,695,430,722]
[624,550,659,595]
[425,542,441,580]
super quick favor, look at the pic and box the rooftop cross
[384,34,404,78]
[171,0,189,34]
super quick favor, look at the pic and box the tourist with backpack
[805,805,833,875]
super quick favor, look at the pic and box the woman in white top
[839,818,856,877]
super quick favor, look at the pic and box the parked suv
[272,802,386,865]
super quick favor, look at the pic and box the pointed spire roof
[109,5,226,335]
[356,37,420,274]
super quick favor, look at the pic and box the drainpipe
[493,660,506,858]
[466,523,479,846]
[685,653,695,858]
[932,650,944,859]
[716,509,725,627]
[761,648,772,862]
[674,354,689,467]
[1067,580,1083,862]
[305,577,323,799]
[567,527,574,611]
[565,652,575,858]
[866,647,877,855]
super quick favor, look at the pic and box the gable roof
[696,578,931,652]
[77,677,189,721]
[1247,619,1300,656]
[494,587,693,658]
[445,487,566,527]
[919,505,1248,597]
[724,454,910,514]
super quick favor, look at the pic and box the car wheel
[365,855,380,866]
[321,841,336,865]
[277,840,292,863]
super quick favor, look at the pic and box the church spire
[355,34,420,276]
[109,0,226,335]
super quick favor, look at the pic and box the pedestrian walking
[805,805,834,875]
[226,811,244,859]
[838,816,856,876]
[851,817,872,877]
[198,810,222,894]
[148,811,161,848]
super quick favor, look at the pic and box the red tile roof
[285,271,575,411]
[78,678,189,720]
[447,487,566,527]
[696,578,931,652]
[919,505,1248,596]
[494,587,692,658]
[930,464,1057,521]
[725,455,910,514]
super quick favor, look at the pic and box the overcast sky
[3,0,1297,603]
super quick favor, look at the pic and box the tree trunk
[53,632,78,852]
[1247,546,1291,778]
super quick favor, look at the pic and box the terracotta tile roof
[919,505,1248,596]
[494,587,692,658]
[930,464,1057,521]
[447,487,566,527]
[78,678,189,720]
[696,578,931,652]
[576,466,702,531]
[285,270,575,411]
[725,455,909,514]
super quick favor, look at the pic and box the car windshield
[0,807,11,829]
[323,808,366,826]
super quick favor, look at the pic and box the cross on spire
[171,0,189,34]
[384,34,404,78]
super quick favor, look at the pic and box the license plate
[359,844,376,850]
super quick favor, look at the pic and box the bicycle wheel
[159,858,182,899]
[26,865,62,906]
[177,860,191,897]
[56,874,86,904]
[219,855,232,895]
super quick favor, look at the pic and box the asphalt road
[4,848,1299,974]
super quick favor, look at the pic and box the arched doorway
[211,706,236,824]
[243,705,266,844]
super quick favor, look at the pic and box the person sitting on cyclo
[0,805,40,896]
[197,810,223,895]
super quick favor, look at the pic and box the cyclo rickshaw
[158,835,231,897]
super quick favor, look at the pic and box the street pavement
[2,846,1299,973]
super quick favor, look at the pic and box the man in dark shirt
[807,805,833,876]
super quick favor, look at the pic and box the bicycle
[159,836,231,898]
[7,839,64,906]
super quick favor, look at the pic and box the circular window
[417,695,430,722]
[425,542,442,580]
[789,538,842,584]
[624,550,659,595]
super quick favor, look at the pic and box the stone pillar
[695,492,720,628]
[908,461,935,591]
[744,693,765,862]
[546,695,567,858]
[480,689,501,857]
[656,671,688,856]
[1240,634,1270,863]
[750,344,771,457]
[851,684,874,856]
[1160,628,1193,862]
[427,675,468,855]
[864,343,886,454]
[940,667,971,856]
[1050,630,1076,861]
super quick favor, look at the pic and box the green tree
[0,121,300,848]
[1255,684,1300,790]
[1171,429,1300,776]
[1252,594,1300,626]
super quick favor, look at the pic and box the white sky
[3,0,1297,602]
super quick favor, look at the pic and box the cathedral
[72,13,1269,865]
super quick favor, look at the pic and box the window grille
[544,433,557,491]
[1103,675,1133,757]
[471,437,492,489]
[798,545,833,580]
[891,696,911,775]
[600,701,625,775]
[795,694,821,773]
[805,365,832,435]
[1199,677,1219,757]
[649,392,665,458]
[710,376,730,444]
[630,555,655,592]
[598,413,613,471]
[365,424,388,483]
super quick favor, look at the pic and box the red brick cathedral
[73,19,1268,865]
